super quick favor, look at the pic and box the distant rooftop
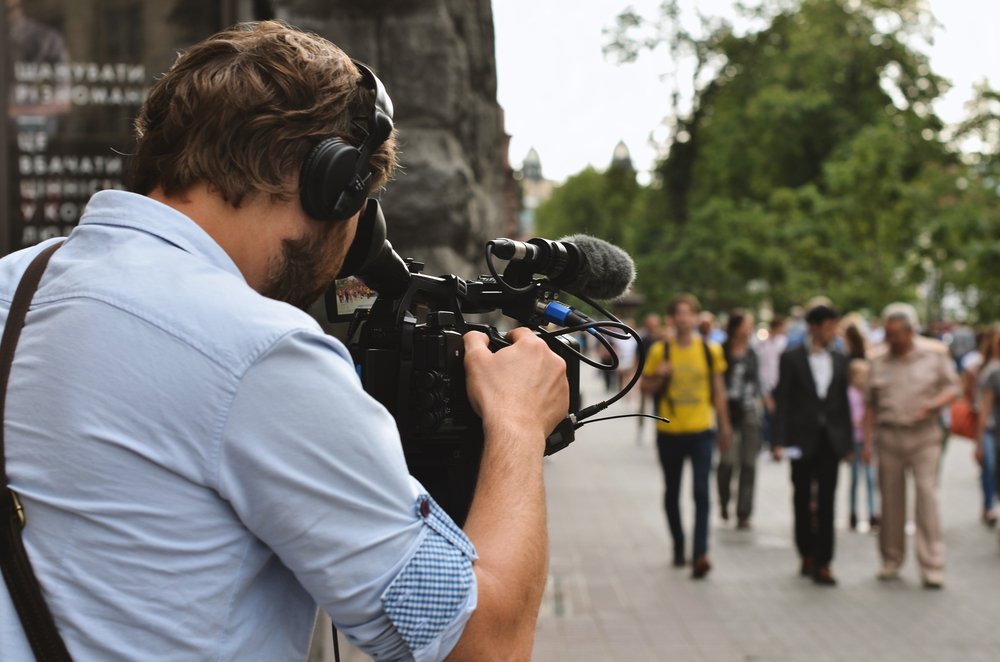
[612,140,633,171]
[523,146,543,180]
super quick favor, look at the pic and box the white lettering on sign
[17,155,123,176]
[13,83,71,106]
[70,85,146,106]
[14,62,146,107]
[13,62,71,82]
[17,132,48,153]
[19,178,124,200]
[61,62,145,84]
[21,225,75,246]
[15,61,145,84]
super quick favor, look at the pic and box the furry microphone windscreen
[558,235,636,301]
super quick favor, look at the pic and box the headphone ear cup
[299,138,360,221]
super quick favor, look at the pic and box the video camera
[328,200,650,525]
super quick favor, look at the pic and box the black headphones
[299,60,395,222]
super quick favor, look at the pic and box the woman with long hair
[718,310,764,529]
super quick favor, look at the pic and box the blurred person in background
[759,315,787,450]
[848,359,878,531]
[869,317,886,346]
[718,310,764,530]
[611,317,638,402]
[642,294,731,578]
[785,305,808,347]
[863,304,960,588]
[639,313,663,351]
[841,314,868,361]
[636,313,664,443]
[773,305,852,585]
[975,328,1000,528]
[699,311,727,345]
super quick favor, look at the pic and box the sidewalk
[532,373,1000,662]
[314,371,1000,661]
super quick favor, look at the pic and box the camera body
[343,266,581,526]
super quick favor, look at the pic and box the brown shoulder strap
[0,240,74,662]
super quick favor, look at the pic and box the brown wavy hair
[129,21,397,208]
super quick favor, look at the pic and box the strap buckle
[9,490,25,528]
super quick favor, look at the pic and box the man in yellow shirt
[642,294,731,578]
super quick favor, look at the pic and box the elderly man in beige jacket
[862,304,960,588]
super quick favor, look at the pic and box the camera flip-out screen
[328,277,378,323]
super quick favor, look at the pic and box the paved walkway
[314,371,1000,661]
[532,374,1000,662]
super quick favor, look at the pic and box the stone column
[275,0,507,279]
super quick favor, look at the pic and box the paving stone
[532,371,1000,661]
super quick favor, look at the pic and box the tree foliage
[537,0,1000,322]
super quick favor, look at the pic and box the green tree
[533,162,642,250]
[593,0,1000,320]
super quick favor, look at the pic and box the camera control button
[417,391,440,409]
[416,411,442,431]
[415,370,440,391]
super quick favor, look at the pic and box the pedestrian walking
[862,303,960,588]
[718,310,764,530]
[773,305,852,585]
[641,294,731,578]
[975,328,1000,527]
[848,359,879,531]
[760,316,787,449]
[636,313,664,443]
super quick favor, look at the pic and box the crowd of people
[618,294,996,589]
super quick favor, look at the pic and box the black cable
[558,291,631,339]
[537,321,619,371]
[575,413,669,427]
[331,623,341,662]
[544,320,645,421]
[485,242,536,295]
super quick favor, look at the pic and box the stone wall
[275,0,508,280]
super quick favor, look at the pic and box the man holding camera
[1,22,568,662]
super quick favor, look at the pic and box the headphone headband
[299,59,395,222]
[352,60,394,120]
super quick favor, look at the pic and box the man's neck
[675,329,694,347]
[810,335,827,353]
[891,342,915,359]
[147,184,297,292]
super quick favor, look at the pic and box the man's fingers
[504,326,538,344]
[464,330,490,351]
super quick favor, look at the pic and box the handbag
[0,241,74,661]
[949,397,977,439]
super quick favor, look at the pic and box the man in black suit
[773,305,852,585]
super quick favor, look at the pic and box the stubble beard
[260,223,342,311]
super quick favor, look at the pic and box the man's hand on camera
[450,328,568,662]
[464,328,569,448]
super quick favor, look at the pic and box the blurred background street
[320,369,1000,662]
[531,371,1000,662]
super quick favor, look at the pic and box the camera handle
[463,322,578,456]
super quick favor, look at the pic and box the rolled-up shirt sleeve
[216,330,476,662]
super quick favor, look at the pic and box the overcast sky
[494,0,1000,184]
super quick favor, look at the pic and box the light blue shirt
[0,191,476,662]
